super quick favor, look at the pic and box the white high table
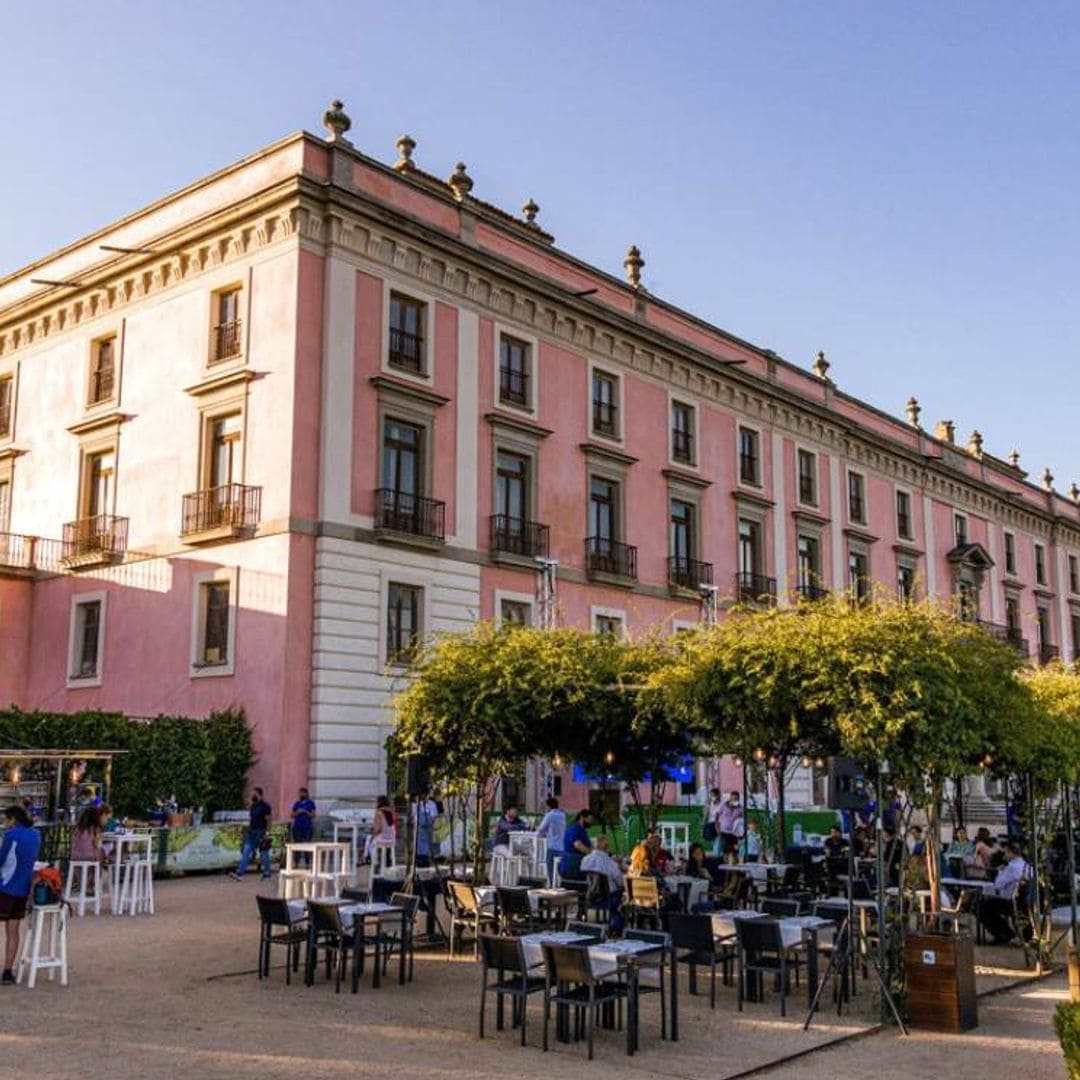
[281,842,352,898]
[100,832,154,915]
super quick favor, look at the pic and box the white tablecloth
[712,911,829,950]
[519,932,661,978]
[287,899,399,925]
[714,863,791,884]
[475,886,576,915]
[664,875,710,909]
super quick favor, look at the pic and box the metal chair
[585,871,612,923]
[761,896,802,917]
[478,933,546,1045]
[565,919,604,941]
[380,892,420,982]
[667,913,726,1007]
[446,880,498,958]
[255,895,306,984]
[735,917,802,1017]
[496,886,538,935]
[305,899,358,993]
[623,928,671,1036]
[541,942,629,1060]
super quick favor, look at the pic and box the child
[741,819,762,862]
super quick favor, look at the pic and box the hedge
[0,707,255,817]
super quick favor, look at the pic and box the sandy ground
[0,874,1064,1080]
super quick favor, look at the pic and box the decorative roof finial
[1043,467,1054,492]
[323,100,352,145]
[967,430,984,458]
[447,162,473,201]
[522,198,540,226]
[905,396,921,428]
[812,350,830,380]
[393,134,416,173]
[623,245,644,289]
[1070,482,1080,504]
[1008,448,1021,469]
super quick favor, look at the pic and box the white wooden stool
[278,870,310,900]
[116,856,155,916]
[372,843,396,877]
[64,860,107,917]
[16,904,68,988]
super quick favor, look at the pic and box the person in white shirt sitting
[581,835,625,931]
[977,841,1033,945]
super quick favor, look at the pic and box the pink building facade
[2,102,1079,813]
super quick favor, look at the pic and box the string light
[733,756,743,768]
[768,755,779,769]
[814,757,826,770]
[752,747,766,763]
[800,754,812,769]
[603,750,616,767]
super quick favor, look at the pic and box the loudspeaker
[405,755,432,797]
[827,757,868,811]
[680,780,697,797]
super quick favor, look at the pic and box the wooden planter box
[904,930,978,1032]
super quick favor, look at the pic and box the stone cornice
[65,410,133,436]
[661,467,712,490]
[579,442,638,467]
[183,368,260,397]
[369,374,449,408]
[482,411,553,439]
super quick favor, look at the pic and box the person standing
[703,788,724,856]
[559,809,594,880]
[718,791,743,858]
[0,804,41,984]
[229,788,273,881]
[413,791,440,867]
[536,797,566,882]
[290,788,316,843]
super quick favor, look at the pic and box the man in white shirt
[536,797,566,883]
[718,792,743,858]
[581,835,625,930]
[703,788,724,856]
[978,842,1032,945]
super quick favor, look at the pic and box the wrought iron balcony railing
[668,555,713,591]
[211,319,243,364]
[62,514,128,563]
[1040,643,1061,664]
[592,399,618,437]
[0,532,37,572]
[585,536,637,580]
[489,515,549,559]
[375,488,446,542]
[499,366,529,408]
[736,571,777,605]
[88,365,115,406]
[181,484,262,538]
[672,428,694,464]
[795,583,830,602]
[388,327,425,373]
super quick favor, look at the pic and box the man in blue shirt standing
[290,788,316,843]
[229,788,273,881]
[0,804,42,984]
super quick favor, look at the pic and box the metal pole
[875,769,888,1020]
[1027,771,1042,969]
[1064,781,1078,948]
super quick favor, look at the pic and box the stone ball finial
[323,100,352,144]
[905,396,922,428]
[1070,482,1080,504]
[1043,467,1055,492]
[624,245,644,288]
[448,162,474,201]
[967,430,984,458]
[1009,448,1021,469]
[812,350,830,380]
[393,134,416,173]
[522,198,540,226]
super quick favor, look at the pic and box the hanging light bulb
[768,755,779,769]
[603,750,616,767]
[800,754,812,770]
[552,754,563,769]
[753,747,766,763]
[732,756,743,769]
[10,765,19,786]
[814,757,826,770]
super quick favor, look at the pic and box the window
[0,478,9,533]
[499,598,532,627]
[388,293,426,374]
[669,499,695,567]
[81,450,115,520]
[589,477,618,548]
[210,287,243,364]
[0,375,12,438]
[671,402,694,464]
[1070,555,1079,595]
[207,412,242,490]
[797,449,816,505]
[738,518,761,578]
[592,371,618,437]
[896,490,912,540]
[1072,613,1080,662]
[1004,532,1017,576]
[197,581,231,667]
[847,472,866,524]
[383,419,422,497]
[796,534,821,592]
[738,427,760,485]
[499,334,531,409]
[1006,596,1021,636]
[69,596,104,683]
[956,579,980,621]
[1037,605,1051,648]
[897,562,916,602]
[495,451,528,526]
[954,513,968,546]
[1035,543,1047,586]
[386,583,423,664]
[87,336,116,407]
[594,613,624,638]
[848,549,870,603]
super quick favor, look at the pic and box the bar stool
[372,843,396,877]
[64,860,107,917]
[116,854,155,916]
[16,904,68,988]
[278,870,310,900]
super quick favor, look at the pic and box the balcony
[62,514,128,568]
[0,533,38,578]
[211,319,243,364]
[1039,643,1061,665]
[795,583,830,602]
[388,327,425,374]
[499,366,529,408]
[668,555,713,592]
[585,537,637,582]
[181,484,261,543]
[375,488,445,544]
[736,571,777,605]
[489,515,549,560]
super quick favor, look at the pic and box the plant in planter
[1055,1001,1080,1079]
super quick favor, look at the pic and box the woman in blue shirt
[0,805,42,984]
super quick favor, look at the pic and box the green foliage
[1055,1000,1080,1080]
[0,707,254,816]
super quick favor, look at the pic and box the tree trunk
[472,775,488,883]
[776,757,787,857]
[926,780,943,914]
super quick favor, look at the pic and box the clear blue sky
[3,2,1078,485]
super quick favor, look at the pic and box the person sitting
[70,806,104,884]
[363,795,396,865]
[627,841,679,911]
[944,826,975,861]
[977,841,1032,945]
[644,830,673,874]
[970,828,997,877]
[907,825,926,857]
[492,804,528,849]
[99,803,121,833]
[559,810,593,880]
[824,824,848,859]
[581,834,625,931]
[685,842,711,879]
[851,826,869,858]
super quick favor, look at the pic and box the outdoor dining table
[713,862,793,885]
[475,886,579,928]
[289,897,403,988]
[519,931,670,1054]
[663,874,710,912]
